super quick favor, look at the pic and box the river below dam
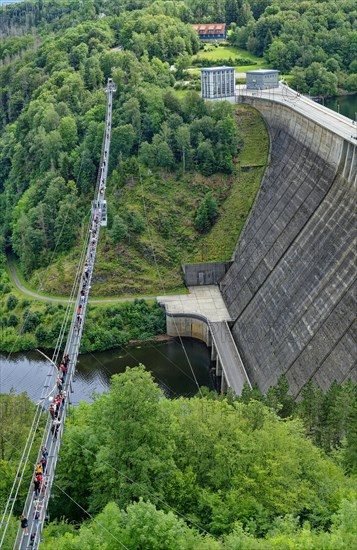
[0,338,214,403]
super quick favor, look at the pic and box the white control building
[246,69,279,89]
[201,66,235,100]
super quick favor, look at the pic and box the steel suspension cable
[0,433,130,550]
[12,79,116,550]
[136,160,203,397]
[0,176,95,541]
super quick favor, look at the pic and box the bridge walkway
[11,79,115,550]
[209,321,251,395]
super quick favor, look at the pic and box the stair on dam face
[221,101,356,395]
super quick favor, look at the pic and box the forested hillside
[1,2,356,548]
[0,0,354,353]
[0,0,271,353]
[0,0,256,287]
[2,0,354,301]
[2,368,355,548]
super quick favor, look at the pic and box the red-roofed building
[192,23,227,40]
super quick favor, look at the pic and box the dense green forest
[0,1,353,328]
[1,0,353,327]
[0,0,271,353]
[1,369,356,548]
[227,0,357,95]
[0,1,356,548]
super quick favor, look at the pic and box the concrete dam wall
[221,98,357,396]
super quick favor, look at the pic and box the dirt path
[7,258,158,304]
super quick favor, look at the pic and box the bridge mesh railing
[12,78,115,550]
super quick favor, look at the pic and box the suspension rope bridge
[0,78,115,549]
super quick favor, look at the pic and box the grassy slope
[191,44,269,72]
[23,104,268,297]
[199,104,269,261]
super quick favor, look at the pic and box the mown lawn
[193,44,262,63]
[191,44,269,72]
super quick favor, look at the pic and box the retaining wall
[182,261,233,286]
[166,314,211,346]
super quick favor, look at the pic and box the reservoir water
[0,338,213,403]
[324,94,357,120]
[0,0,25,4]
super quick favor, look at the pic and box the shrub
[192,57,257,67]
[194,192,218,232]
[1,316,8,328]
[111,215,128,243]
[45,304,57,315]
[108,315,124,329]
[7,314,19,327]
[6,294,18,311]
[22,311,41,333]
[104,305,123,317]
[35,325,49,344]
[129,211,146,234]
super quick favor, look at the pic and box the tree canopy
[46,367,357,546]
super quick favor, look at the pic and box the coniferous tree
[111,215,128,243]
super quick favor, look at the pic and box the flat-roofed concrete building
[246,69,279,89]
[201,66,235,100]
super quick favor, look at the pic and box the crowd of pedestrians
[75,203,101,332]
[21,445,49,544]
[50,353,69,437]
[20,80,113,547]
[21,351,70,544]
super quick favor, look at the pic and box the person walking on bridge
[33,476,40,497]
[59,362,67,379]
[51,418,60,439]
[20,514,28,536]
[33,506,41,530]
[40,454,47,474]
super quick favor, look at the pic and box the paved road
[237,84,357,144]
[7,258,157,304]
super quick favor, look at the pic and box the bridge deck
[13,80,115,549]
